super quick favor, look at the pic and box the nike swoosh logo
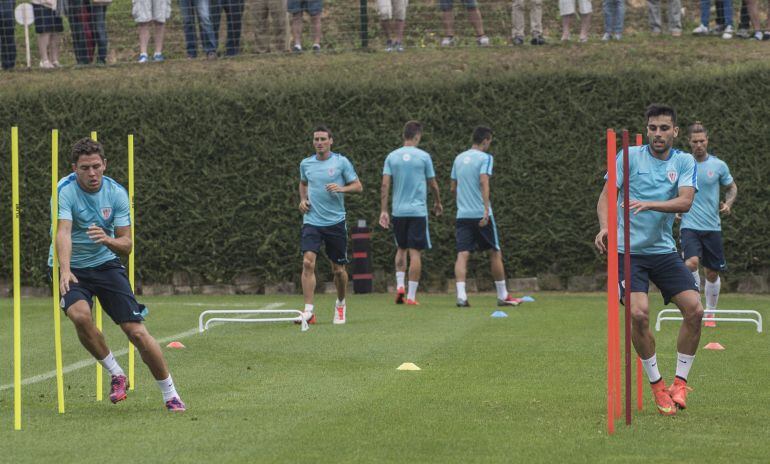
[132,311,143,316]
[679,360,687,364]
[651,363,657,367]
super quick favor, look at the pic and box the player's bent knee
[683,305,704,324]
[302,257,316,271]
[629,307,650,326]
[685,257,699,272]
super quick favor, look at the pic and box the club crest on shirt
[101,207,112,220]
[463,156,471,164]
[707,170,715,178]
[327,168,335,177]
[666,170,678,183]
[402,154,411,161]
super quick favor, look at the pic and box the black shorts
[33,5,64,34]
[618,253,698,306]
[455,217,500,252]
[680,228,726,272]
[301,221,348,264]
[58,259,146,324]
[392,216,431,250]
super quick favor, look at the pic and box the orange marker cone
[166,341,186,349]
[704,342,725,350]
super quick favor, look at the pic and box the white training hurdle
[198,309,309,333]
[655,308,763,333]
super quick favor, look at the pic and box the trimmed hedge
[1,67,769,287]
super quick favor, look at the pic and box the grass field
[0,291,769,462]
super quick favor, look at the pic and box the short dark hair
[71,138,105,164]
[645,104,677,125]
[403,121,422,140]
[688,121,708,137]
[472,126,493,145]
[313,125,333,139]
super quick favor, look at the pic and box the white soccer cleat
[333,303,346,325]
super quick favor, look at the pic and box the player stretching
[451,126,519,308]
[595,104,703,415]
[379,121,443,305]
[681,122,738,327]
[52,138,185,411]
[299,126,363,324]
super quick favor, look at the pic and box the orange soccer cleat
[651,380,677,416]
[668,377,690,410]
[405,299,419,305]
[395,287,406,304]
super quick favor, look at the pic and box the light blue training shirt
[48,173,131,269]
[383,146,436,217]
[680,154,733,232]
[451,149,494,219]
[608,145,697,255]
[299,152,358,227]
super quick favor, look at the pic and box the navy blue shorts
[680,228,726,272]
[618,253,698,305]
[455,217,500,252]
[58,259,146,324]
[33,5,64,34]
[301,221,348,264]
[392,216,431,250]
[287,0,322,15]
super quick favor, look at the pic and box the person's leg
[579,12,591,39]
[153,21,166,54]
[254,0,270,52]
[531,0,543,37]
[310,12,321,45]
[119,322,168,380]
[454,251,470,301]
[615,0,624,35]
[225,0,244,55]
[138,22,151,55]
[671,290,704,357]
[703,267,720,308]
[629,292,656,359]
[602,0,611,34]
[441,9,454,38]
[68,0,90,64]
[91,5,108,63]
[684,256,701,290]
[267,0,287,51]
[467,7,485,36]
[0,0,16,69]
[38,32,51,64]
[512,0,525,39]
[489,249,505,282]
[302,251,317,305]
[378,0,393,43]
[647,0,662,33]
[210,0,222,51]
[669,0,682,34]
[723,0,733,28]
[66,301,110,359]
[393,0,406,44]
[291,12,303,47]
[332,262,348,302]
[196,0,217,55]
[395,247,407,285]
[739,0,749,30]
[179,0,198,56]
[561,14,573,40]
[51,32,61,64]
[700,0,711,26]
[406,249,421,301]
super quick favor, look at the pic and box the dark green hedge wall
[1,69,769,287]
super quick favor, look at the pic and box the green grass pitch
[1,292,769,463]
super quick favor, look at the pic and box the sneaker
[512,35,524,45]
[294,311,316,325]
[651,380,677,416]
[385,39,393,52]
[292,44,303,53]
[109,374,128,404]
[165,397,186,412]
[138,53,149,63]
[722,25,734,39]
[206,51,218,60]
[601,32,611,41]
[613,33,622,40]
[530,35,545,45]
[394,42,404,52]
[497,295,521,306]
[52,60,61,68]
[152,52,165,62]
[671,30,682,37]
[333,302,346,324]
[440,36,455,47]
[711,24,726,35]
[456,298,470,307]
[477,35,490,46]
[736,28,750,38]
[763,31,770,40]
[39,60,54,69]
[667,378,690,409]
[752,31,763,40]
[395,287,406,304]
[312,43,321,53]
[704,311,716,327]
[578,35,589,43]
[405,299,419,305]
[692,23,709,35]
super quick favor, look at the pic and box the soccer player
[451,126,520,308]
[595,104,703,415]
[299,126,363,324]
[681,122,737,327]
[52,138,185,411]
[379,121,443,305]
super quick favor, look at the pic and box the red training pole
[606,128,618,434]
[622,130,632,426]
[635,133,643,146]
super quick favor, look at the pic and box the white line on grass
[0,302,285,391]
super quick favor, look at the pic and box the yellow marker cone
[397,363,421,371]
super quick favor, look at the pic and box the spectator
[601,0,623,40]
[179,0,217,58]
[439,0,489,46]
[0,0,15,70]
[745,0,770,39]
[250,0,286,53]
[32,0,63,68]
[647,0,682,36]
[90,0,110,63]
[132,0,171,62]
[736,0,751,37]
[66,0,95,64]
[512,0,545,45]
[289,0,322,52]
[378,0,407,51]
[692,0,733,38]
[560,0,592,42]
[211,0,244,56]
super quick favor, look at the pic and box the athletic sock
[456,281,467,301]
[304,304,314,313]
[641,354,662,384]
[675,352,695,381]
[156,375,180,402]
[494,280,508,300]
[396,272,406,289]
[407,281,419,300]
[99,352,125,377]
[691,269,701,292]
[336,299,345,307]
[705,276,721,310]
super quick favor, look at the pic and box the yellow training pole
[51,129,65,414]
[12,126,22,430]
[91,131,103,402]
[128,134,135,390]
